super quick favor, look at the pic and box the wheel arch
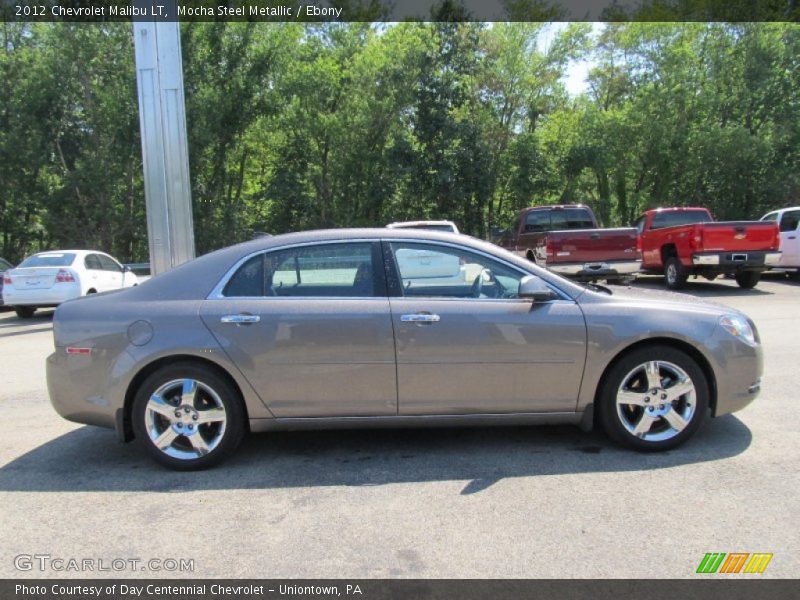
[592,337,718,426]
[121,355,250,442]
[660,243,678,264]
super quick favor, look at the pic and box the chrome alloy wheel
[615,360,696,442]
[145,379,227,460]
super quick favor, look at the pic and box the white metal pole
[133,0,195,275]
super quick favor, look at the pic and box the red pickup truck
[635,207,782,289]
[496,204,641,282]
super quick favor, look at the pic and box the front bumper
[692,251,782,269]
[549,260,641,280]
[707,327,764,417]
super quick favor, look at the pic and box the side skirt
[249,412,585,433]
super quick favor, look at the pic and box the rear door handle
[401,313,440,323]
[221,314,260,324]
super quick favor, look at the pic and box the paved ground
[0,274,798,579]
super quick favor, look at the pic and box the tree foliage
[1,22,798,263]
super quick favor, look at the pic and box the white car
[2,250,139,318]
[760,207,800,270]
[386,220,460,233]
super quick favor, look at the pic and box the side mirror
[123,265,132,273]
[518,275,557,302]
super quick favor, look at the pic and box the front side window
[779,210,800,232]
[98,255,122,272]
[223,242,379,298]
[390,242,525,299]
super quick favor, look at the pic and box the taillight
[55,269,75,283]
[2,274,10,285]
[635,235,642,256]
[690,228,703,251]
[546,237,554,257]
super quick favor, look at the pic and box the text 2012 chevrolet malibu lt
[47,229,762,469]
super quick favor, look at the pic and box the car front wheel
[132,363,246,470]
[597,345,710,452]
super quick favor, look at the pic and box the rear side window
[266,243,378,297]
[650,210,710,230]
[18,253,76,268]
[223,255,264,297]
[84,254,103,270]
[222,243,381,298]
[779,210,800,232]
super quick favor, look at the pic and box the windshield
[18,253,76,268]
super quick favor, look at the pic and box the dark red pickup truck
[496,204,641,282]
[635,207,782,289]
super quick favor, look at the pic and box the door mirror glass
[518,275,557,302]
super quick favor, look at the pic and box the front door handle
[401,313,440,323]
[221,314,260,325]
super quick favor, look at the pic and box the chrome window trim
[207,237,574,303]
[207,239,380,300]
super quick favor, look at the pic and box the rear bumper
[692,251,782,270]
[549,259,641,280]
[2,283,80,306]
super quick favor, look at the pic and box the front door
[200,241,397,418]
[779,210,800,266]
[385,241,587,415]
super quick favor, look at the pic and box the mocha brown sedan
[47,229,763,469]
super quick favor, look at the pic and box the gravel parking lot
[1,274,798,579]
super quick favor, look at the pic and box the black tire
[597,345,710,452]
[735,271,760,289]
[14,306,35,319]
[131,362,246,470]
[664,256,688,290]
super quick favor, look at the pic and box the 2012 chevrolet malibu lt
[46,229,763,469]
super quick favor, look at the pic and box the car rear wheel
[735,271,760,289]
[664,257,688,290]
[597,345,710,452]
[132,363,246,470]
[14,306,35,319]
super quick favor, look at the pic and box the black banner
[1,0,799,22]
[4,580,800,600]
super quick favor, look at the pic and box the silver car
[47,229,763,470]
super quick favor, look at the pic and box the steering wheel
[471,268,502,298]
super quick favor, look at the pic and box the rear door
[386,240,587,415]
[97,254,125,290]
[200,241,397,417]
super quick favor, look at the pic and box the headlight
[719,314,757,346]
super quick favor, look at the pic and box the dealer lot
[0,275,798,578]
